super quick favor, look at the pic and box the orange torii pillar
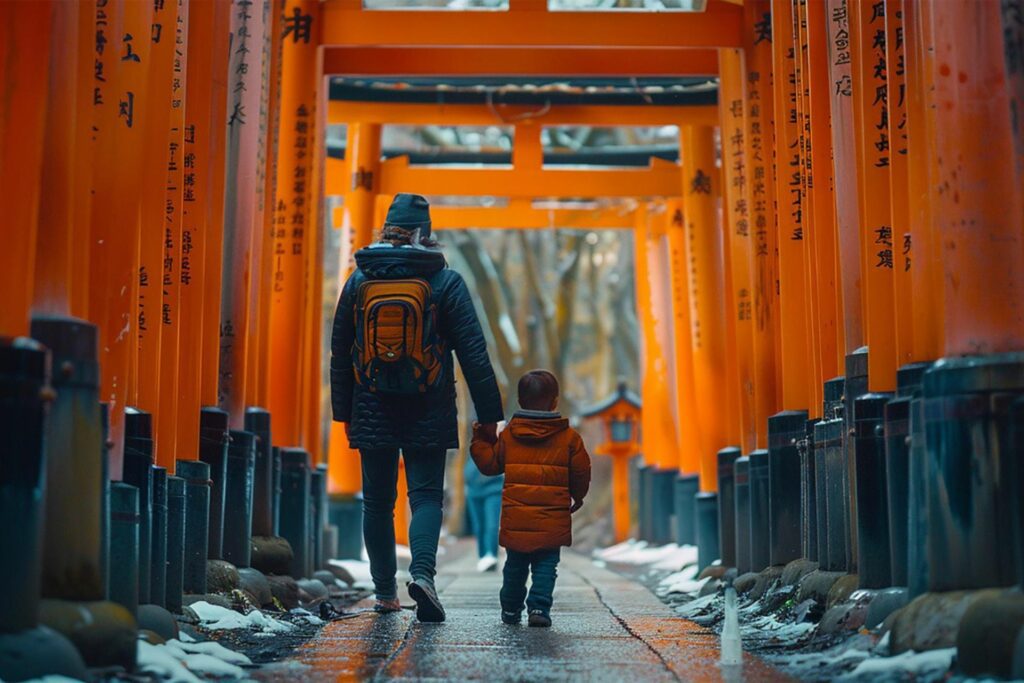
[134,0,183,470]
[634,203,680,545]
[913,0,1024,594]
[327,122,382,558]
[742,0,780,448]
[178,0,231,465]
[680,126,731,492]
[89,0,154,480]
[666,198,704,547]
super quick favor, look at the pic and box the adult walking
[331,193,503,622]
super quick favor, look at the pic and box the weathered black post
[907,396,929,597]
[818,416,848,572]
[122,408,153,603]
[244,408,274,537]
[716,448,741,566]
[1010,397,1024,589]
[108,483,140,616]
[637,463,653,541]
[649,468,676,545]
[733,456,751,574]
[884,362,930,588]
[280,448,312,579]
[312,464,328,570]
[199,406,229,560]
[813,422,828,568]
[923,355,1024,591]
[844,348,869,572]
[329,490,363,560]
[768,411,807,567]
[695,492,719,571]
[748,449,770,570]
[674,472,700,546]
[801,419,819,562]
[176,459,210,595]
[31,316,105,602]
[223,430,256,568]
[854,393,893,588]
[272,446,282,535]
[0,338,50,633]
[166,476,185,613]
[150,466,168,607]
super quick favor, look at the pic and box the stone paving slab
[258,547,791,682]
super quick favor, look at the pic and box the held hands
[473,421,499,445]
[570,498,584,514]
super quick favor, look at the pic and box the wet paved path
[260,549,790,682]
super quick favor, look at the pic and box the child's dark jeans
[500,548,560,616]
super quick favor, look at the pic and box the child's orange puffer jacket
[470,415,591,553]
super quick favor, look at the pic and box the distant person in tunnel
[464,436,503,573]
[331,193,504,623]
[470,370,592,628]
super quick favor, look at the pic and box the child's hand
[570,499,584,513]
[474,422,499,444]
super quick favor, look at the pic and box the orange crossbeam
[331,202,636,231]
[323,46,719,77]
[328,100,719,128]
[319,3,743,49]
[325,155,682,198]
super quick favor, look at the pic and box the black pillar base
[733,456,751,574]
[637,464,653,541]
[311,465,328,573]
[166,476,185,613]
[648,468,676,545]
[674,473,699,546]
[122,408,153,604]
[716,448,741,566]
[198,406,229,560]
[801,418,820,562]
[768,411,807,567]
[329,494,363,560]
[748,449,770,571]
[108,483,139,616]
[223,430,256,568]
[845,349,870,573]
[695,492,719,571]
[855,393,894,589]
[818,417,849,572]
[150,467,168,608]
[176,459,210,595]
[0,339,49,633]
[244,408,274,538]
[280,449,312,579]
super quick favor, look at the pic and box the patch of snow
[746,613,816,638]
[593,540,698,569]
[23,677,85,683]
[675,592,718,618]
[592,559,607,569]
[189,601,294,633]
[661,575,710,596]
[177,630,197,643]
[290,608,326,626]
[842,647,955,680]
[165,639,252,666]
[137,641,203,683]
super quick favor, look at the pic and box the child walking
[470,370,591,628]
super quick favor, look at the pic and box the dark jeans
[466,493,501,559]
[500,548,560,616]
[360,448,446,601]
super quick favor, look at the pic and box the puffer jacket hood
[507,416,570,443]
[354,244,446,280]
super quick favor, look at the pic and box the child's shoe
[501,610,522,625]
[527,610,551,628]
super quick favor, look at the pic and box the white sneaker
[477,554,498,572]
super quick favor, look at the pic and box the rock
[698,565,730,581]
[749,565,784,601]
[267,574,300,610]
[38,599,137,669]
[313,569,339,587]
[206,560,240,594]
[251,536,294,576]
[734,572,759,595]
[327,562,356,587]
[138,604,179,642]
[698,578,722,597]
[865,587,908,630]
[797,570,845,604]
[818,601,868,635]
[890,588,1002,655]
[183,593,233,610]
[0,625,88,682]
[238,568,273,607]
[140,629,166,645]
[781,558,818,586]
[956,590,1024,678]
[826,574,860,609]
[297,578,329,603]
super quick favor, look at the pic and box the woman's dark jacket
[330,245,504,450]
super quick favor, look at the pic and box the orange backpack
[353,278,445,395]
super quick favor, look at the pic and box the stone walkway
[258,548,790,682]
